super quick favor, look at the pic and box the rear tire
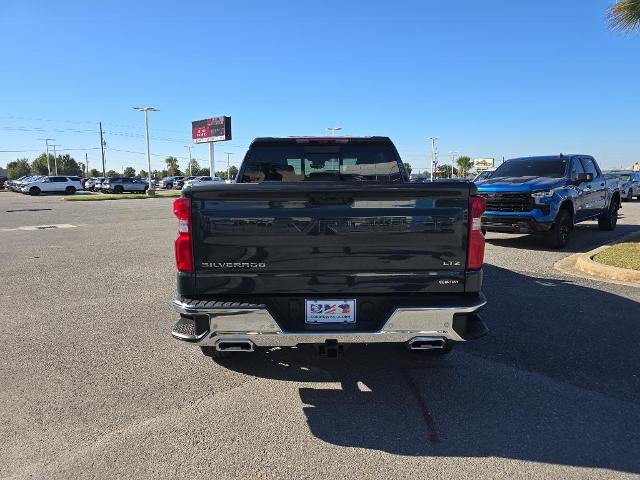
[65,186,76,195]
[114,185,124,194]
[546,209,572,249]
[200,346,232,359]
[165,183,173,190]
[598,199,619,231]
[29,186,41,196]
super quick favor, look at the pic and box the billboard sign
[474,158,495,170]
[192,116,232,143]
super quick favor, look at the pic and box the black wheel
[143,186,149,193]
[546,209,573,249]
[29,186,41,196]
[65,186,76,195]
[627,189,634,202]
[200,346,232,359]
[598,199,619,231]
[114,185,124,194]
[165,183,173,190]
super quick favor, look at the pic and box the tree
[455,156,473,177]
[106,169,119,177]
[31,154,53,175]
[185,158,200,176]
[6,158,31,179]
[199,168,210,176]
[57,154,82,176]
[435,164,458,178]
[138,169,148,179]
[89,168,100,177]
[123,166,136,178]
[403,163,412,175]
[165,156,181,176]
[608,0,640,31]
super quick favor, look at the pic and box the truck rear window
[240,143,404,183]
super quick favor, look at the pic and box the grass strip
[593,235,640,271]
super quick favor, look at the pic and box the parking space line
[0,223,77,232]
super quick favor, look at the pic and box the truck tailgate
[187,182,474,295]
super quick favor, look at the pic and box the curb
[554,230,640,286]
[575,245,640,283]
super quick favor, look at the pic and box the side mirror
[575,172,593,183]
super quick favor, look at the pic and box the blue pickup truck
[477,154,621,248]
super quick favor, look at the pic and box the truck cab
[477,155,620,248]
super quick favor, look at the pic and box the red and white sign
[192,116,232,143]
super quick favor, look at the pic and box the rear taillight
[173,197,193,272]
[466,195,486,270]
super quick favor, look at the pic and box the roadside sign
[474,158,495,171]
[192,116,232,143]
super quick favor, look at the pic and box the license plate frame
[305,299,356,324]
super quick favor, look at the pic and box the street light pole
[429,137,438,181]
[133,106,159,194]
[39,138,55,175]
[51,144,61,175]
[327,127,342,137]
[449,150,459,179]
[225,152,233,182]
[185,146,193,176]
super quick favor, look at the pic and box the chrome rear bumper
[172,294,487,348]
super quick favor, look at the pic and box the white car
[20,176,83,196]
[183,176,226,188]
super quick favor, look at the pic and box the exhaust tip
[408,336,446,350]
[215,339,255,352]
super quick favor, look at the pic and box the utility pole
[185,145,193,176]
[449,150,459,179]
[38,138,55,175]
[51,144,61,175]
[99,122,106,177]
[85,153,88,177]
[225,152,233,182]
[429,137,439,181]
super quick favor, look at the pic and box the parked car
[101,177,149,194]
[171,136,488,359]
[473,168,496,183]
[10,175,43,192]
[0,176,7,189]
[159,176,184,189]
[477,154,621,248]
[20,176,83,195]
[174,176,197,190]
[604,170,640,202]
[84,177,103,191]
[182,176,225,188]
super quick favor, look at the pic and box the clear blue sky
[1,0,639,173]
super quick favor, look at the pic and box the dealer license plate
[305,299,356,324]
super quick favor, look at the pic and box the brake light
[467,195,486,270]
[173,197,193,272]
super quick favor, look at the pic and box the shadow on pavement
[209,264,640,473]
[485,218,639,253]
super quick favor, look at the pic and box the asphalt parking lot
[1,192,639,479]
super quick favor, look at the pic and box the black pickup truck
[171,136,488,358]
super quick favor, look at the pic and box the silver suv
[102,177,149,194]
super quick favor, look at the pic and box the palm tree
[608,0,640,31]
[455,156,473,177]
[165,156,179,176]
